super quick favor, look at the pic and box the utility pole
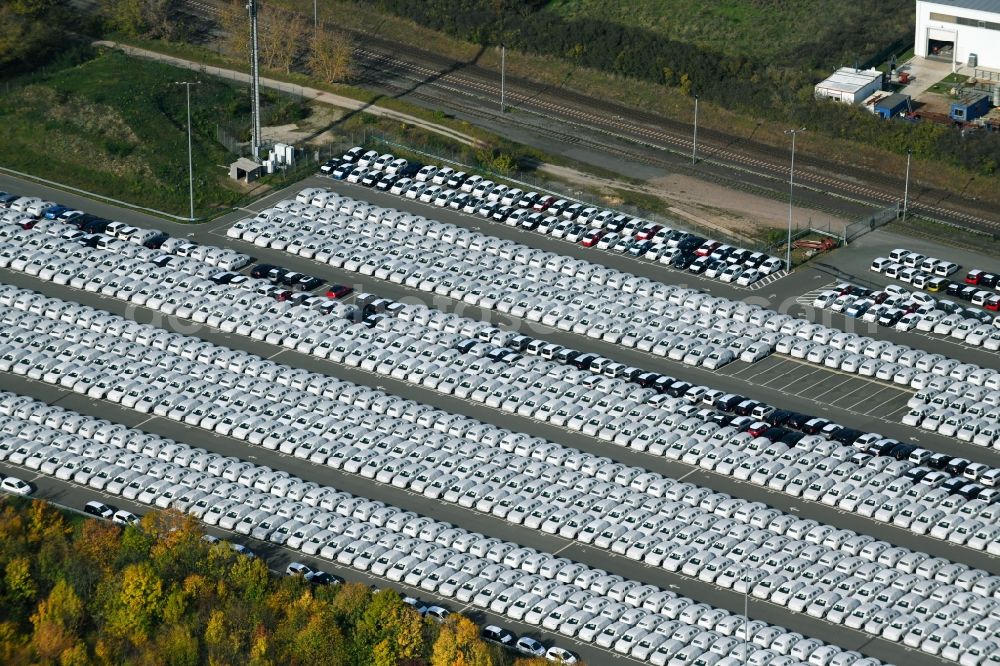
[247,0,262,160]
[743,566,750,664]
[174,81,200,221]
[692,95,699,164]
[784,127,806,270]
[902,148,912,224]
[313,0,318,38]
[500,44,506,113]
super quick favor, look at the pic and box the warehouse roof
[920,0,1000,13]
[815,68,883,94]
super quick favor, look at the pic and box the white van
[870,257,892,274]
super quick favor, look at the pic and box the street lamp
[742,565,751,663]
[692,95,699,164]
[784,127,806,271]
[500,43,506,113]
[902,149,912,224]
[174,81,201,221]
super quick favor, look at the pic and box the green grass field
[543,0,913,66]
[0,48,307,218]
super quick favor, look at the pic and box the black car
[714,395,744,412]
[734,400,761,417]
[330,163,352,180]
[709,413,735,427]
[297,276,324,291]
[801,418,831,435]
[375,174,399,191]
[508,335,533,352]
[667,381,693,398]
[652,375,675,394]
[143,232,169,249]
[634,371,660,388]
[903,467,932,482]
[481,625,515,646]
[267,266,289,282]
[491,205,516,222]
[888,444,917,460]
[571,352,599,370]
[946,282,964,297]
[958,285,978,300]
[84,501,114,518]
[763,426,791,442]
[927,453,953,469]
[209,271,239,285]
[671,254,693,270]
[250,263,276,279]
[784,412,813,430]
[319,158,342,174]
[780,431,806,446]
[554,348,581,364]
[765,409,794,426]
[0,193,18,208]
[958,483,983,499]
[455,339,478,354]
[945,458,971,475]
[308,571,343,586]
[980,273,999,288]
[941,477,966,495]
[280,271,305,286]
[831,428,863,445]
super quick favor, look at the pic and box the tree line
[373,0,1000,178]
[0,498,558,666]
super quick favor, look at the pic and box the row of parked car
[317,149,784,287]
[8,389,914,666]
[229,193,788,371]
[4,196,997,552]
[871,249,999,314]
[1,188,992,660]
[3,281,1000,664]
[2,197,996,552]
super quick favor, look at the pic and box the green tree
[4,557,37,606]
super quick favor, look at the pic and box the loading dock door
[927,28,956,60]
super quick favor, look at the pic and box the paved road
[0,377,956,666]
[0,266,994,577]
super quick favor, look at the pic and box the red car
[532,195,556,212]
[580,230,605,247]
[635,224,662,241]
[986,296,1000,312]
[747,421,771,438]
[965,270,983,285]
[326,284,353,299]
[695,240,720,257]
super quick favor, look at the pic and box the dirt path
[540,164,847,243]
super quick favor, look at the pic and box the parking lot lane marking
[802,376,858,402]
[677,467,701,482]
[760,364,814,388]
[865,392,911,418]
[267,349,286,360]
[132,415,158,429]
[842,384,899,411]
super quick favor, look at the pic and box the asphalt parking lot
[719,356,914,423]
[1,265,994,578]
[2,170,999,666]
[0,379,961,666]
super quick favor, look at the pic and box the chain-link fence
[844,202,901,243]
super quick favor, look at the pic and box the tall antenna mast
[247,0,262,160]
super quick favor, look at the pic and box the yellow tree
[5,557,36,605]
[308,27,356,84]
[430,615,494,666]
[114,562,164,641]
[30,579,84,661]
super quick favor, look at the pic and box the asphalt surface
[0,264,994,577]
[0,172,996,664]
[0,376,955,666]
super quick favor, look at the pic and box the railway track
[180,0,999,235]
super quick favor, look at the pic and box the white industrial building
[915,0,1000,69]
[814,68,884,104]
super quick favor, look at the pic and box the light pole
[174,81,200,221]
[784,127,806,270]
[692,95,699,164]
[902,149,912,224]
[500,43,506,113]
[313,0,318,37]
[742,565,750,663]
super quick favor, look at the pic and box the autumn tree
[352,588,424,665]
[430,614,494,666]
[30,579,85,661]
[308,27,356,84]
[100,0,188,40]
